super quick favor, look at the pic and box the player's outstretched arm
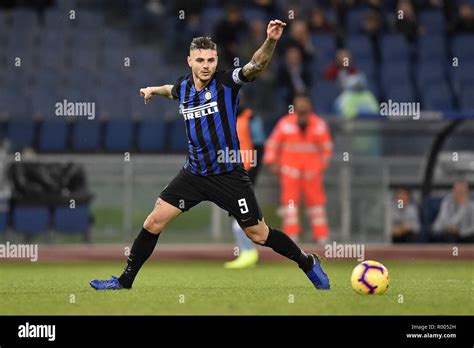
[139,85,175,104]
[242,19,286,81]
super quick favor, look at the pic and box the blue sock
[233,220,255,253]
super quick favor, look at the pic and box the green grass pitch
[0,260,471,315]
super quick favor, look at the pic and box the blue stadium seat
[11,9,39,28]
[137,119,166,152]
[7,119,35,150]
[380,62,411,92]
[452,35,474,60]
[75,10,103,28]
[96,91,130,119]
[345,8,369,32]
[415,62,446,90]
[13,206,49,235]
[39,120,69,152]
[54,205,91,234]
[311,80,340,114]
[422,82,454,111]
[459,88,474,112]
[419,10,445,35]
[201,7,224,35]
[346,35,374,62]
[312,33,337,67]
[72,120,101,152]
[168,118,188,152]
[450,64,474,95]
[102,28,131,50]
[0,211,7,233]
[380,34,411,63]
[44,9,73,30]
[242,8,266,22]
[385,82,416,103]
[417,36,446,63]
[0,89,32,119]
[104,119,134,152]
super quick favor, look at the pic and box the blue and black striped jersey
[171,68,252,176]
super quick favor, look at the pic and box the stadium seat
[419,10,445,35]
[53,205,91,234]
[72,120,102,152]
[11,8,39,29]
[346,35,374,63]
[137,119,166,152]
[312,33,337,69]
[417,36,446,63]
[7,119,35,150]
[450,64,474,95]
[345,8,369,32]
[0,211,7,233]
[415,62,446,90]
[0,89,32,119]
[311,80,340,114]
[168,118,188,152]
[380,62,411,92]
[44,9,73,30]
[38,120,69,152]
[385,82,416,103]
[452,35,474,60]
[422,82,454,111]
[459,88,474,112]
[201,7,224,35]
[13,206,50,235]
[104,119,134,152]
[380,34,411,63]
[75,10,103,29]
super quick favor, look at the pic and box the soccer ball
[351,260,389,295]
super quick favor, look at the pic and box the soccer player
[90,19,330,291]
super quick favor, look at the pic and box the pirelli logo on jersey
[181,101,219,121]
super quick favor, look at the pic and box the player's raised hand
[140,87,154,104]
[267,19,286,41]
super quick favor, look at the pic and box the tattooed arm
[242,19,287,81]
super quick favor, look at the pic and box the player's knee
[244,224,268,245]
[143,214,164,234]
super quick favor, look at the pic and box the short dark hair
[190,37,217,51]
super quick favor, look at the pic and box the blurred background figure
[308,6,335,35]
[224,95,266,269]
[432,181,474,243]
[334,73,379,120]
[391,0,424,42]
[391,188,420,243]
[323,48,358,89]
[214,4,248,69]
[264,93,332,243]
[277,46,312,105]
[453,3,474,33]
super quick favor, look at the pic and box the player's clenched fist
[267,19,286,41]
[140,87,155,104]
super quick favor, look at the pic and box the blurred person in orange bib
[264,93,332,243]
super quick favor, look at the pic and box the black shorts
[159,166,263,228]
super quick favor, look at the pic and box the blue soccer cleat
[89,276,126,290]
[305,253,330,290]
